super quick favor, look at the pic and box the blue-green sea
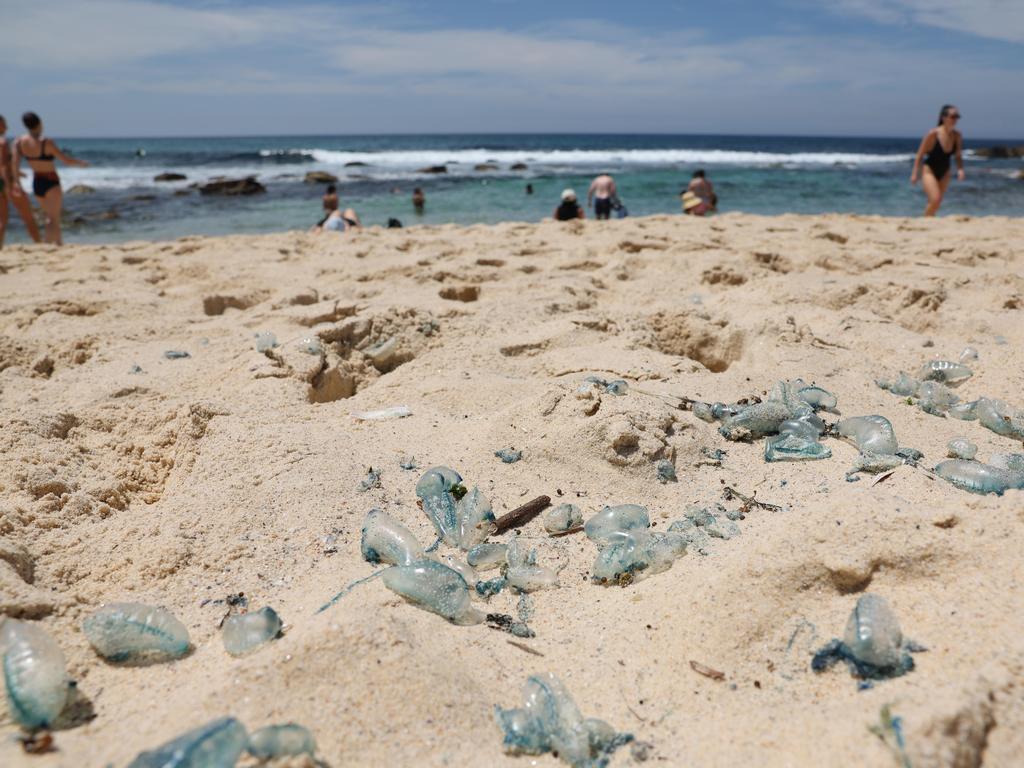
[5,133,1022,243]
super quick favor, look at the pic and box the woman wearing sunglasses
[910,104,964,216]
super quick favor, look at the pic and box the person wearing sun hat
[681,190,709,216]
[553,188,585,221]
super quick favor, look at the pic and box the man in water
[687,170,717,211]
[412,187,425,213]
[587,173,617,220]
[0,114,42,247]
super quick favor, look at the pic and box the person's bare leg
[0,194,8,248]
[10,191,40,242]
[921,168,943,217]
[39,187,63,245]
[343,208,361,228]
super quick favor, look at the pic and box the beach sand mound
[1,213,1024,767]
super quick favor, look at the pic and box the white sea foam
[303,147,914,168]
[56,145,914,191]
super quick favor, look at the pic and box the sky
[0,0,1021,138]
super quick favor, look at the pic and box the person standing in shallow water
[412,187,425,213]
[911,105,964,216]
[12,112,88,245]
[587,173,616,220]
[0,115,42,247]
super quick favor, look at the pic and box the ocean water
[4,133,1022,243]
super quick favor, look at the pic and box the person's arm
[911,131,934,184]
[587,180,595,206]
[10,139,24,196]
[609,179,617,197]
[955,132,965,180]
[50,141,89,168]
[0,142,10,189]
[553,207,559,220]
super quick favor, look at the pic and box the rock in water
[304,170,338,183]
[222,608,282,656]
[127,717,249,768]
[198,177,266,196]
[0,619,70,729]
[83,603,190,661]
[154,172,187,182]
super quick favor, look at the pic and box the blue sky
[0,0,1021,138]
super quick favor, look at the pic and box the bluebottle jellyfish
[655,459,677,483]
[83,602,190,662]
[248,723,317,759]
[835,415,898,456]
[917,359,972,385]
[933,459,1024,496]
[591,530,686,586]
[382,559,484,625]
[764,434,831,462]
[358,467,382,492]
[583,376,629,396]
[916,380,959,415]
[467,542,508,570]
[222,607,282,656]
[876,372,920,397]
[495,448,523,464]
[505,539,558,592]
[946,438,977,461]
[296,337,323,356]
[361,508,424,566]
[812,594,919,680]
[416,466,464,546]
[254,331,278,353]
[543,503,583,534]
[796,385,837,411]
[439,554,478,587]
[584,505,650,544]
[1,619,70,730]
[495,673,633,768]
[975,398,1024,440]
[718,399,793,441]
[127,716,249,768]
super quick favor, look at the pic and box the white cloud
[831,0,1024,44]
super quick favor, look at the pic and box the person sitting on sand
[316,184,339,227]
[911,104,964,217]
[412,187,425,213]
[321,207,361,233]
[553,189,584,221]
[687,170,717,211]
[1,114,42,247]
[11,111,88,245]
[587,173,616,220]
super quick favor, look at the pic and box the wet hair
[692,169,706,179]
[325,184,336,194]
[937,105,956,126]
[413,187,423,194]
[22,112,41,131]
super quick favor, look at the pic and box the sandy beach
[2,212,1023,767]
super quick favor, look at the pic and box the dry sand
[1,213,1023,767]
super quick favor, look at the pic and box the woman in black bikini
[11,112,88,245]
[910,104,964,217]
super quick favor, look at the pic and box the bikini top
[21,137,55,161]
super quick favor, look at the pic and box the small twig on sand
[723,486,782,513]
[634,388,697,411]
[506,640,545,657]
[493,495,551,534]
[548,525,584,538]
[689,660,726,681]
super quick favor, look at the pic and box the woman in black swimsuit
[11,112,88,245]
[910,104,964,217]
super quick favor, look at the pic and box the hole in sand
[647,312,744,373]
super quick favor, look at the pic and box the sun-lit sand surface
[2,212,1023,767]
